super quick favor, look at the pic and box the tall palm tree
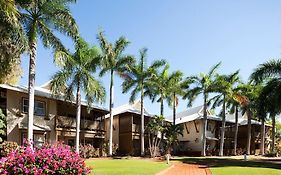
[211,71,240,156]
[236,83,261,155]
[166,71,189,125]
[121,48,166,156]
[183,62,221,156]
[97,31,134,156]
[148,63,171,117]
[19,0,78,146]
[250,59,281,153]
[50,38,105,153]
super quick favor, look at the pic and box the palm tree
[19,0,78,146]
[148,63,171,117]
[166,71,189,125]
[0,0,26,84]
[121,48,166,156]
[211,71,240,156]
[250,59,281,153]
[97,31,134,156]
[50,38,105,153]
[236,83,261,155]
[183,62,221,156]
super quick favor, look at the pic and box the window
[207,122,212,131]
[22,98,46,116]
[22,133,46,147]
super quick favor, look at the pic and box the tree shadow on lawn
[171,157,281,170]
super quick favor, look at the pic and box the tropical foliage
[97,31,134,156]
[50,38,105,153]
[121,48,166,156]
[183,62,221,156]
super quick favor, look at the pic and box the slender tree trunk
[108,70,114,156]
[27,26,37,148]
[140,85,145,156]
[219,95,226,156]
[202,93,208,156]
[246,109,252,155]
[233,105,239,155]
[271,114,276,153]
[173,92,176,125]
[75,84,81,153]
[260,117,265,155]
[160,97,164,116]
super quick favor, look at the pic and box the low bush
[80,144,100,158]
[0,141,18,157]
[0,142,91,175]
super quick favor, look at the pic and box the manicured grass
[211,166,281,175]
[86,158,169,175]
[172,157,281,175]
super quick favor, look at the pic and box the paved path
[157,163,212,175]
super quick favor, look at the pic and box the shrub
[80,144,100,158]
[102,141,118,156]
[0,142,91,175]
[0,141,18,157]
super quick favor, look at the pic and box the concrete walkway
[157,163,212,175]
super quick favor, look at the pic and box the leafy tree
[50,38,105,153]
[97,31,134,156]
[163,123,183,154]
[19,0,78,145]
[146,115,165,158]
[121,48,165,156]
[183,62,221,156]
[211,71,240,156]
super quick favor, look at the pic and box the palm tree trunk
[75,84,81,153]
[246,109,252,155]
[160,97,164,116]
[27,26,37,148]
[108,70,114,156]
[140,85,145,156]
[271,114,276,152]
[173,92,176,125]
[202,93,207,156]
[260,117,265,155]
[233,105,239,155]
[219,95,226,156]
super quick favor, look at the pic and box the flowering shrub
[0,142,91,175]
[0,141,18,157]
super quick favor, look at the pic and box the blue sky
[20,0,281,118]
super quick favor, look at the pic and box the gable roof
[226,112,270,126]
[171,106,222,125]
[105,100,153,119]
[0,83,109,113]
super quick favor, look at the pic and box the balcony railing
[56,115,104,131]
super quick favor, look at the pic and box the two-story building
[105,101,152,156]
[0,83,109,148]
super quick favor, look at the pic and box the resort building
[172,106,271,156]
[0,83,109,148]
[172,106,230,156]
[104,101,152,156]
[225,113,272,155]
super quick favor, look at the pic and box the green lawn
[86,159,169,175]
[172,157,281,175]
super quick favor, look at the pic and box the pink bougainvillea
[0,142,91,175]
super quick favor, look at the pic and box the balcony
[56,115,104,131]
